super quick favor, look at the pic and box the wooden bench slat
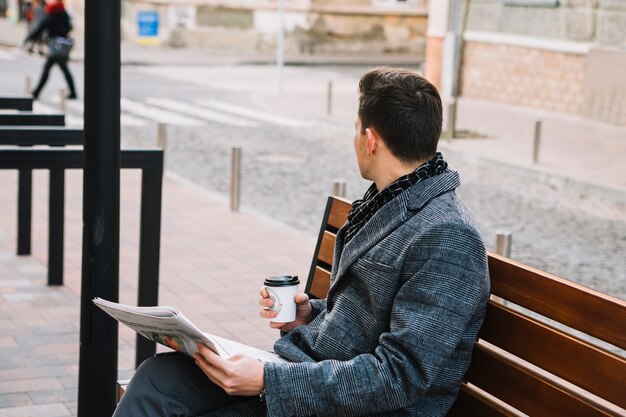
[327,197,351,230]
[318,231,336,266]
[488,254,626,350]
[447,384,522,417]
[480,300,626,409]
[466,343,618,417]
[308,266,331,300]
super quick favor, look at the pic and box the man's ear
[365,128,379,155]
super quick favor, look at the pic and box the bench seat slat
[466,343,617,417]
[480,301,626,409]
[488,254,626,350]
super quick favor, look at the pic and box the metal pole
[277,0,285,92]
[495,231,512,258]
[157,122,167,169]
[332,181,346,198]
[533,120,542,164]
[445,98,456,141]
[78,0,121,415]
[327,81,333,116]
[17,168,32,255]
[231,147,242,212]
[135,155,164,367]
[48,168,65,285]
[59,88,66,113]
[25,76,31,95]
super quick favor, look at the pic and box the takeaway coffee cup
[264,275,300,323]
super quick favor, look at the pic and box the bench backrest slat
[466,343,615,417]
[305,196,626,416]
[480,301,626,409]
[489,255,626,350]
[305,196,350,298]
[308,267,331,300]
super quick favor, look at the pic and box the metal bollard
[59,88,66,113]
[157,123,167,169]
[495,231,512,258]
[327,81,333,116]
[493,231,512,305]
[25,76,31,95]
[445,99,456,141]
[332,181,346,198]
[230,147,242,212]
[533,120,542,164]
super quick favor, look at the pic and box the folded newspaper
[93,298,287,363]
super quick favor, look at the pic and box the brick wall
[461,41,587,115]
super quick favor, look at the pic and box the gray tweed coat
[206,169,490,417]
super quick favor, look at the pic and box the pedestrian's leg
[58,59,77,99]
[113,352,244,417]
[32,57,55,99]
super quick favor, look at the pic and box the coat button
[291,333,301,344]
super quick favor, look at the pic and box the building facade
[427,0,626,126]
[120,0,429,55]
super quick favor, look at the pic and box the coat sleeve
[262,222,488,417]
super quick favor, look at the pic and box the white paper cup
[264,275,300,323]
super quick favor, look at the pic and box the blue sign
[137,10,159,37]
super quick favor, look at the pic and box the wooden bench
[121,196,626,415]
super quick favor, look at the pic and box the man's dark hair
[358,67,442,164]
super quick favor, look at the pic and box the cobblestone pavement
[122,115,626,302]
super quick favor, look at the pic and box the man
[114,67,490,417]
[23,0,77,100]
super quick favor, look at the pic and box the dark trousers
[112,352,246,417]
[32,56,77,99]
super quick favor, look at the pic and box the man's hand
[259,287,312,333]
[194,344,264,396]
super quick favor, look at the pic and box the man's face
[353,116,370,180]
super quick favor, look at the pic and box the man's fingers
[295,293,309,304]
[258,297,274,308]
[259,309,277,319]
[259,287,269,298]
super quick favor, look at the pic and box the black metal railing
[0,112,65,126]
[0,95,33,111]
[0,148,164,366]
[0,127,83,265]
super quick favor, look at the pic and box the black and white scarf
[344,152,448,245]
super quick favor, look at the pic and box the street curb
[439,144,626,206]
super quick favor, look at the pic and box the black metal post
[17,168,32,255]
[48,169,64,285]
[77,0,121,416]
[135,155,164,367]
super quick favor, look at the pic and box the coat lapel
[329,170,461,296]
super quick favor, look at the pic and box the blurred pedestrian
[30,0,47,55]
[23,0,77,100]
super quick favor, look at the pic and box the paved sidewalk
[0,169,314,416]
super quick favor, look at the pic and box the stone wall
[456,0,626,125]
[467,0,626,48]
[461,41,586,115]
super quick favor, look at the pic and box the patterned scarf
[343,152,448,245]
